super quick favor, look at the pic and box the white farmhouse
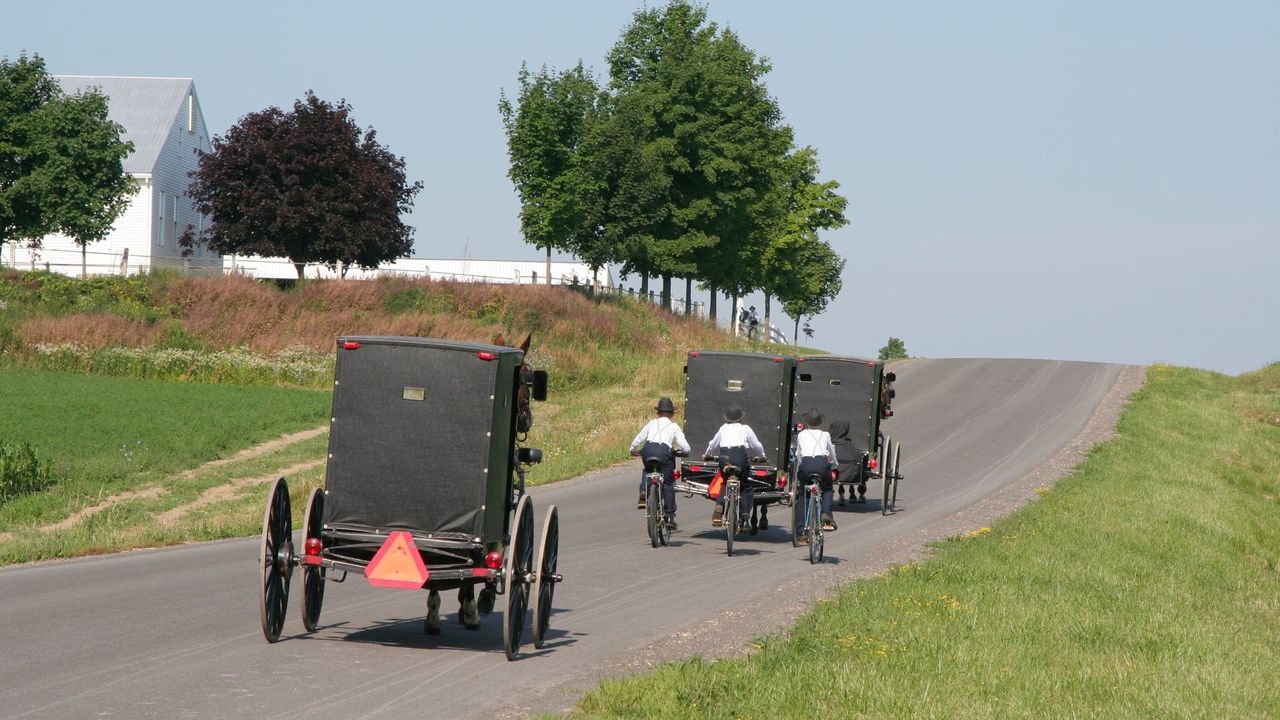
[2,76,218,276]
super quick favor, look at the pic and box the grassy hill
[0,269,793,562]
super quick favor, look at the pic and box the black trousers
[716,446,753,520]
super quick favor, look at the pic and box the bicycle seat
[721,464,742,478]
[802,473,825,485]
[642,457,663,472]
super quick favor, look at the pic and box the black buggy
[675,351,796,554]
[257,336,562,661]
[793,355,903,516]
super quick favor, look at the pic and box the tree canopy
[184,92,422,278]
[500,1,845,321]
[0,52,135,265]
[879,337,909,361]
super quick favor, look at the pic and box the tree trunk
[545,244,552,286]
[708,285,717,321]
[764,294,772,345]
[684,277,692,316]
[640,273,649,296]
[294,262,306,280]
[661,274,672,310]
[80,244,87,279]
[794,316,801,345]
[731,292,741,337]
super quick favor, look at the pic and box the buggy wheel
[259,477,293,643]
[503,495,534,660]
[724,482,737,557]
[890,441,902,512]
[532,504,560,649]
[881,438,895,516]
[301,487,325,632]
[788,473,800,548]
[645,481,660,548]
[808,490,821,564]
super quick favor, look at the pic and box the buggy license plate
[403,387,426,401]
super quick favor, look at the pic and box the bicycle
[642,456,672,547]
[798,472,825,563]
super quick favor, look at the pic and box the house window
[187,94,195,134]
[172,195,179,246]
[158,191,166,245]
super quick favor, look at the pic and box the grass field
[570,363,1280,719]
[0,367,332,562]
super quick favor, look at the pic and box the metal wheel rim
[259,477,292,643]
[646,482,660,548]
[532,505,559,649]
[881,439,893,516]
[504,495,533,660]
[891,442,902,511]
[301,487,325,632]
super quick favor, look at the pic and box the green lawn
[571,363,1280,719]
[0,367,330,536]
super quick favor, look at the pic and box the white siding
[150,85,217,272]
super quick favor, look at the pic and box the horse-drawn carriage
[257,336,561,660]
[793,355,902,515]
[675,351,796,554]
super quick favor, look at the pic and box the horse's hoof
[477,587,496,616]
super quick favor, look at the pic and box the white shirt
[629,416,691,455]
[795,427,836,463]
[705,422,767,460]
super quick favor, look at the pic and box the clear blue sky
[5,1,1277,374]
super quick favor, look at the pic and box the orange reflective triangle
[365,531,429,589]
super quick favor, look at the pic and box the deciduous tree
[184,92,422,279]
[0,52,135,273]
[879,337,908,361]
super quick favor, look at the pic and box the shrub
[0,438,54,505]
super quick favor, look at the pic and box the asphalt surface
[0,358,1132,719]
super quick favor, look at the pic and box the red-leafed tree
[183,92,422,278]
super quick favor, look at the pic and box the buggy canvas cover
[683,351,796,465]
[794,356,883,456]
[322,337,521,544]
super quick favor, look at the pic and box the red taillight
[342,341,361,350]
[690,351,699,358]
[484,551,503,569]
[305,538,322,556]
[869,458,878,470]
[689,464,702,473]
[867,361,875,367]
[753,469,768,477]
[773,357,783,363]
[777,476,787,489]
[673,468,681,481]
[476,351,496,361]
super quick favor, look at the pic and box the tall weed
[0,439,54,505]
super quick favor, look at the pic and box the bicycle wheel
[882,438,895,516]
[890,441,902,512]
[657,485,671,547]
[808,490,823,564]
[788,472,800,547]
[645,481,660,548]
[725,482,738,557]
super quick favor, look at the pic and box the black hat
[802,409,823,428]
[723,405,744,423]
[655,397,675,414]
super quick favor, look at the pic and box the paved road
[0,358,1128,719]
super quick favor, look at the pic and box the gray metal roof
[53,76,195,175]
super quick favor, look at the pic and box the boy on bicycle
[704,404,767,533]
[795,409,838,532]
[629,397,691,530]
